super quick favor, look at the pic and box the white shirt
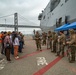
[13,37,19,46]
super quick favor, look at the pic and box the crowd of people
[0,31,24,61]
[34,29,76,63]
[0,29,76,63]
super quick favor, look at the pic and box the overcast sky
[0,0,50,34]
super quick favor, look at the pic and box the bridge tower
[14,13,18,31]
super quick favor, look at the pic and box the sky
[0,0,50,34]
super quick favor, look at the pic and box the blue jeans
[19,41,22,52]
[11,45,14,55]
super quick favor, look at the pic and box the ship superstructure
[38,0,76,32]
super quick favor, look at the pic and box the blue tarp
[64,22,76,29]
[55,24,69,31]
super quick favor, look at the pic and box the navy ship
[38,0,76,32]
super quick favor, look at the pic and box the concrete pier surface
[0,35,76,75]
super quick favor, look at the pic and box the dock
[0,35,76,75]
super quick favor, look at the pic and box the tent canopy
[65,22,76,29]
[55,24,69,31]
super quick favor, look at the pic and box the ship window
[56,19,60,27]
[65,0,69,3]
[65,16,69,24]
[51,0,60,12]
[38,13,42,20]
[59,17,62,25]
[65,16,68,23]
[56,19,58,27]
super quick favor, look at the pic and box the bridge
[0,13,41,31]
[0,24,40,28]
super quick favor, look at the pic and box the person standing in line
[66,29,76,63]
[42,33,44,45]
[21,33,24,49]
[47,31,50,49]
[35,31,42,51]
[18,32,23,53]
[4,32,11,61]
[51,32,54,52]
[42,32,47,46]
[10,32,14,55]
[19,32,23,52]
[56,31,66,57]
[51,32,58,53]
[13,33,19,59]
[47,31,52,49]
[2,32,7,55]
[0,32,2,54]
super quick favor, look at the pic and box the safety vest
[0,33,2,43]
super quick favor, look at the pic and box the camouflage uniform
[52,32,58,53]
[57,31,66,56]
[42,32,47,45]
[35,31,41,51]
[47,31,52,49]
[67,29,76,62]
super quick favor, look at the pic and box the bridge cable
[0,14,14,19]
[18,14,38,26]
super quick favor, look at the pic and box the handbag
[6,42,11,49]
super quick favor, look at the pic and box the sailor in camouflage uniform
[56,31,66,57]
[35,31,42,51]
[42,32,47,46]
[67,29,76,62]
[52,32,58,53]
[47,31,52,49]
